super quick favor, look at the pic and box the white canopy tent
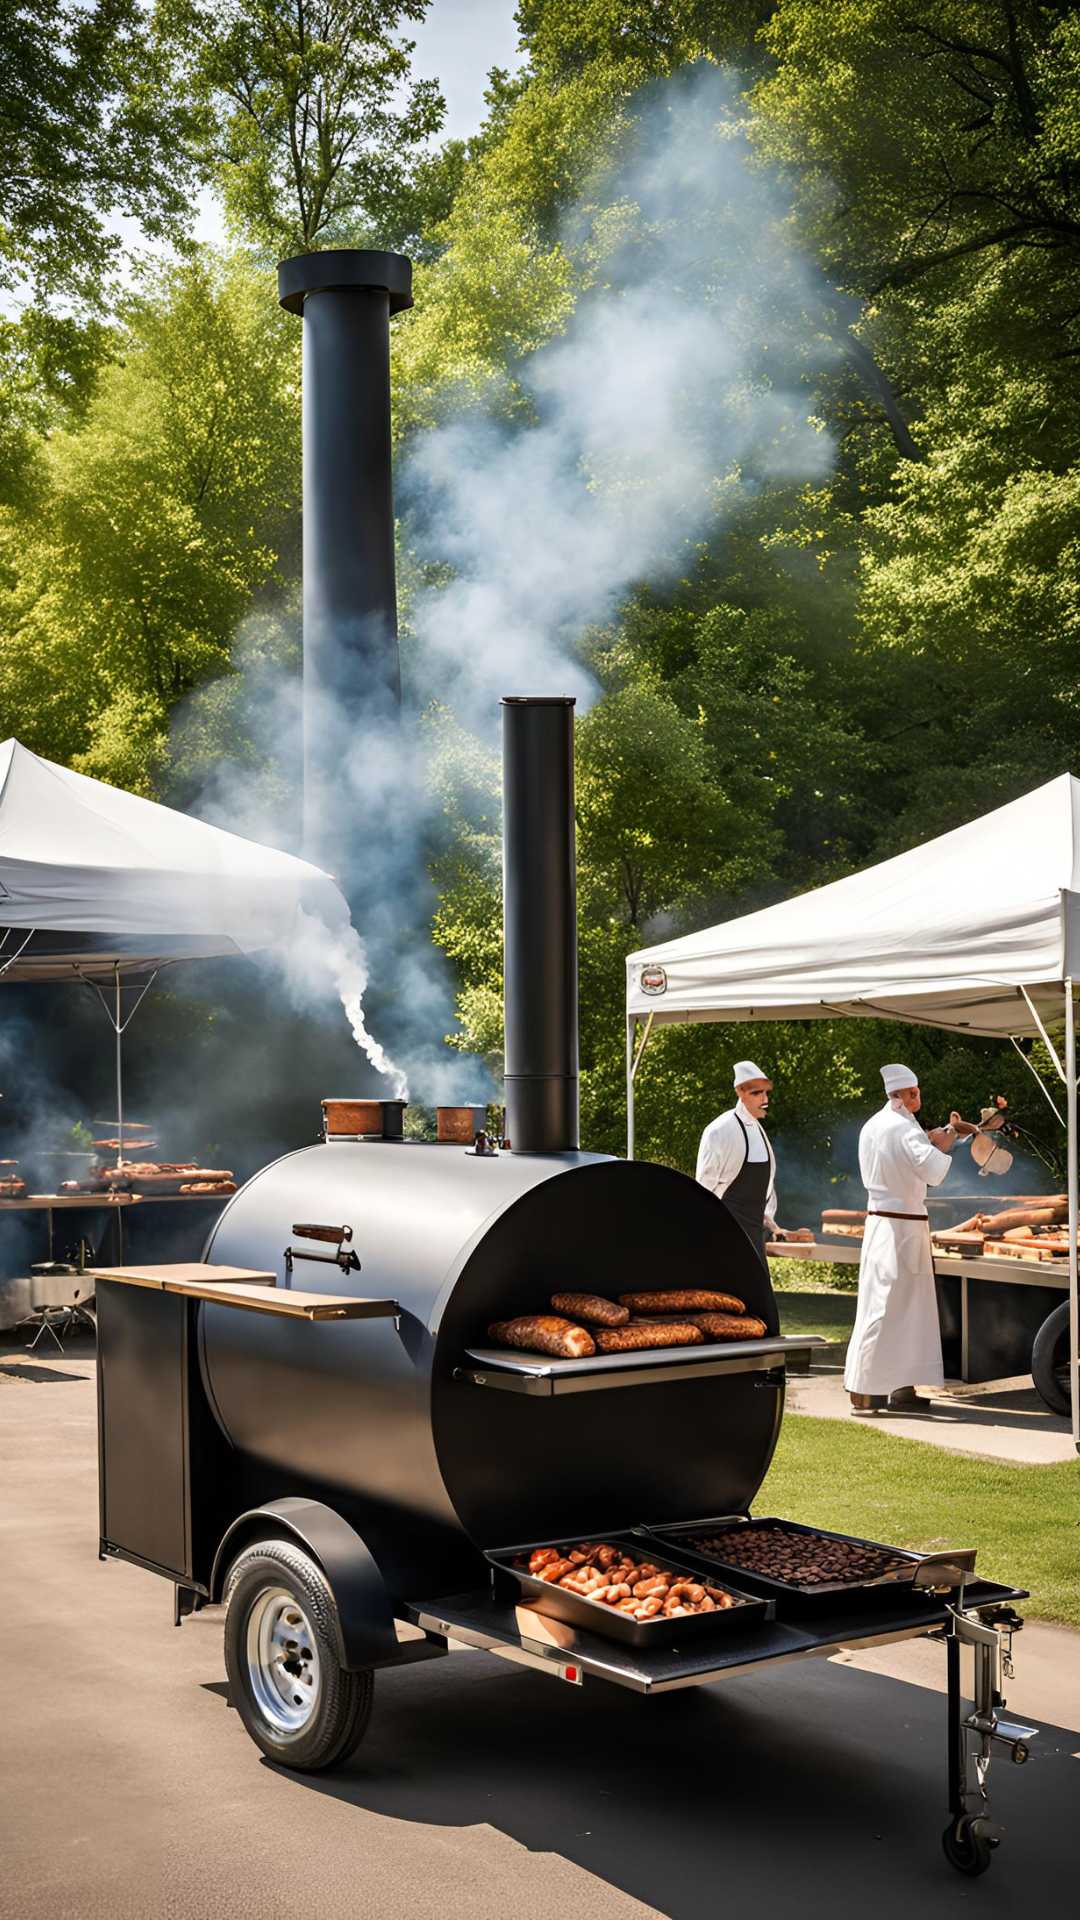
[0,738,348,1155]
[626,771,1080,1448]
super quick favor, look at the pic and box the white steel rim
[245,1587,322,1738]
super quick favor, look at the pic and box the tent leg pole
[115,965,123,1171]
[627,1019,635,1162]
[1060,983,1068,1443]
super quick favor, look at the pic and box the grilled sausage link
[488,1315,596,1358]
[619,1289,746,1315]
[679,1311,768,1339]
[594,1322,704,1352]
[550,1291,629,1327]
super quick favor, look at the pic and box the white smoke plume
[172,65,837,1111]
[284,907,409,1098]
[401,63,835,723]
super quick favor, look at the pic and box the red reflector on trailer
[565,1666,578,1682]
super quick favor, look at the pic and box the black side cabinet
[96,1281,231,1589]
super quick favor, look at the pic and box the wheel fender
[211,1497,401,1671]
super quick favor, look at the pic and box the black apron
[724,1114,772,1274]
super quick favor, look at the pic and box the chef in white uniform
[844,1063,959,1413]
[696,1060,811,1269]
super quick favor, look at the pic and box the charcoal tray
[643,1516,937,1615]
[487,1531,773,1648]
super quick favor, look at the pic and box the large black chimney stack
[278,248,412,859]
[502,697,579,1153]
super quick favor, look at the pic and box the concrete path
[787,1363,1077,1463]
[2,1340,1077,1918]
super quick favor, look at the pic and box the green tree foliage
[164,0,446,256]
[0,1,197,302]
[0,1,202,500]
[0,254,299,788]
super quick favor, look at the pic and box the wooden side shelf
[88,1262,400,1322]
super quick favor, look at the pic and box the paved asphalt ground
[3,1338,1078,1920]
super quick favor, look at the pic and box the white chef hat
[881,1062,918,1094]
[733,1059,770,1088]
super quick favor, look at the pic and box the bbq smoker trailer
[92,251,1036,1882]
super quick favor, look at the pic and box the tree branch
[870,219,1055,293]
[841,335,925,462]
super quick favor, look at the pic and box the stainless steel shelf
[456,1334,828,1396]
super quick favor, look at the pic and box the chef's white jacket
[857,1100,952,1214]
[695,1102,778,1231]
[843,1101,952,1395]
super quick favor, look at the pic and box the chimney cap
[501,695,577,707]
[278,249,413,316]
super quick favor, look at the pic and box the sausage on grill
[619,1289,746,1315]
[980,1204,1066,1234]
[679,1311,768,1339]
[594,1322,704,1352]
[550,1292,629,1327]
[487,1315,596,1358]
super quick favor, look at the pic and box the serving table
[767,1237,1068,1382]
[0,1186,233,1265]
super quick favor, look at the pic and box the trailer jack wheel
[941,1600,1037,1877]
[942,1816,995,1877]
[224,1537,373,1771]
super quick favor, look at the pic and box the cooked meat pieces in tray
[512,1541,741,1619]
[684,1525,912,1588]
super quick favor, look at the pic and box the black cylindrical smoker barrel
[502,696,579,1152]
[278,249,412,860]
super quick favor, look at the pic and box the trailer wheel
[1031,1302,1072,1416]
[224,1538,373,1771]
[941,1817,994,1877]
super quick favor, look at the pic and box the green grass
[770,1269,857,1352]
[770,1255,860,1293]
[760,1413,1080,1628]
[776,1289,855,1352]
[764,1269,1079,1629]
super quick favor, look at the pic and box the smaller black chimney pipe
[502,696,579,1153]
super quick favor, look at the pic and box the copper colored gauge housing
[436,1105,488,1144]
[321,1098,406,1140]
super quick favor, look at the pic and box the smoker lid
[277,249,413,316]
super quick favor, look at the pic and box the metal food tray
[487,1532,773,1649]
[642,1517,971,1613]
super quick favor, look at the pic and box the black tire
[1031,1302,1073,1416]
[942,1818,994,1877]
[224,1537,373,1771]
